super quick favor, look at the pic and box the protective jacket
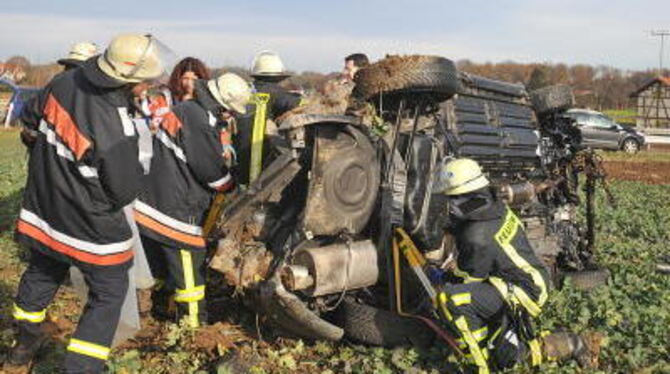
[134,98,232,250]
[451,200,550,317]
[16,64,143,266]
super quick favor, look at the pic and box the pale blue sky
[1,0,668,72]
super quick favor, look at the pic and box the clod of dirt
[187,322,248,354]
[210,238,273,289]
[582,330,605,369]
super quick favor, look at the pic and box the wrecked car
[206,55,610,347]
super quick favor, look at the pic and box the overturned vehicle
[207,55,610,347]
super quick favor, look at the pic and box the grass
[603,109,637,125]
[0,129,668,373]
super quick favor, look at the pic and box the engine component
[281,265,315,291]
[499,181,537,206]
[303,125,380,236]
[292,240,379,297]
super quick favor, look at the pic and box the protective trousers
[13,249,130,373]
[141,236,207,327]
[442,282,544,373]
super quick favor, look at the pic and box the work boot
[541,332,592,367]
[7,324,48,366]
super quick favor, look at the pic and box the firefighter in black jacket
[437,158,589,373]
[235,51,301,184]
[9,33,172,373]
[134,72,251,328]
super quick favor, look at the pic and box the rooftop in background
[630,76,670,97]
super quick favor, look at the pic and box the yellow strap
[180,250,199,328]
[451,292,472,306]
[250,93,270,183]
[454,316,490,374]
[493,208,548,312]
[175,285,205,303]
[529,338,543,366]
[438,292,453,321]
[489,277,542,317]
[67,338,110,361]
[13,304,46,323]
[203,193,226,238]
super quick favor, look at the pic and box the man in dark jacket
[436,158,589,373]
[134,72,251,328]
[9,33,171,373]
[234,51,301,185]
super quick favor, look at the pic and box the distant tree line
[4,55,665,111]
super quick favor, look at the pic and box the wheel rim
[623,140,638,153]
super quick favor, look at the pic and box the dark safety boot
[541,332,592,367]
[7,324,49,366]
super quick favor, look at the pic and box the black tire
[562,269,610,291]
[332,298,435,348]
[353,55,460,102]
[529,84,575,114]
[621,138,640,154]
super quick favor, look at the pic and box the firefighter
[134,72,251,328]
[57,41,99,70]
[234,51,302,184]
[9,33,171,373]
[436,158,590,373]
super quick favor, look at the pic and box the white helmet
[97,33,174,83]
[207,73,252,114]
[61,42,98,63]
[438,158,490,196]
[250,50,289,77]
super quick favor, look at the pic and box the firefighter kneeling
[435,158,590,373]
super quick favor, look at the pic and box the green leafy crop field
[0,129,668,373]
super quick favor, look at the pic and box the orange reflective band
[135,211,206,248]
[16,220,133,266]
[43,94,91,160]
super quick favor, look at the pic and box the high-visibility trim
[67,338,110,361]
[451,293,472,306]
[529,338,543,366]
[250,93,270,183]
[160,111,183,137]
[207,173,232,191]
[207,111,217,127]
[134,210,205,248]
[454,316,490,374]
[438,292,453,321]
[135,201,203,236]
[43,94,91,160]
[488,277,542,317]
[13,304,46,323]
[455,326,488,349]
[180,250,200,328]
[493,208,548,312]
[17,209,134,265]
[156,129,187,163]
[175,285,205,303]
[39,120,99,178]
[453,265,485,283]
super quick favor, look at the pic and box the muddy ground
[603,160,670,184]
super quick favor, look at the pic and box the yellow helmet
[250,50,289,77]
[97,33,172,83]
[439,158,490,195]
[206,73,252,114]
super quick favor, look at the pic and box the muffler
[284,240,379,296]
